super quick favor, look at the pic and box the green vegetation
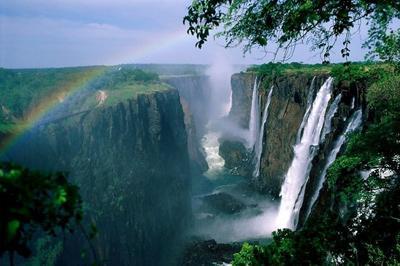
[0,67,166,134]
[0,163,83,265]
[232,70,400,265]
[185,1,400,63]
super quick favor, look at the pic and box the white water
[351,97,355,110]
[296,77,316,142]
[253,86,274,177]
[201,59,234,177]
[276,77,333,229]
[320,93,342,143]
[306,109,363,218]
[202,131,225,178]
[248,77,260,148]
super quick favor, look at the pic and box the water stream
[306,109,363,218]
[253,86,274,177]
[277,77,333,229]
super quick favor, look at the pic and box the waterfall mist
[202,55,235,177]
[206,54,234,120]
[194,198,279,243]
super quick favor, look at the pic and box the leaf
[7,220,20,241]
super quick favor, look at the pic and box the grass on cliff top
[0,66,164,114]
[81,82,169,108]
[247,61,390,75]
[248,61,394,86]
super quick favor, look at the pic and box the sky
[0,0,371,68]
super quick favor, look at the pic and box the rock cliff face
[258,74,327,197]
[228,73,257,128]
[163,75,212,135]
[223,72,326,196]
[163,75,210,175]
[222,72,361,204]
[4,89,191,265]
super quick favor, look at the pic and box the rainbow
[0,28,189,155]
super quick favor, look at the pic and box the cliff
[3,89,191,265]
[257,74,327,197]
[162,75,212,135]
[222,71,361,203]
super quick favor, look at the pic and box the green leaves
[7,220,20,241]
[0,163,83,258]
[184,0,400,63]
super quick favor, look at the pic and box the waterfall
[320,93,342,143]
[276,77,333,229]
[305,109,363,218]
[351,97,355,109]
[201,61,234,178]
[202,131,225,178]
[296,77,316,142]
[253,86,274,177]
[248,77,260,148]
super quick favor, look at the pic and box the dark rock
[181,239,242,266]
[4,89,191,266]
[219,139,253,177]
[201,192,246,215]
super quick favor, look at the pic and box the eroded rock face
[229,72,256,128]
[163,75,212,136]
[257,74,328,197]
[222,72,327,197]
[4,90,191,266]
[181,97,209,175]
[219,139,253,177]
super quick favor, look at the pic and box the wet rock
[219,140,252,177]
[181,239,242,266]
[201,192,246,215]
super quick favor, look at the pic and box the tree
[184,0,400,63]
[0,163,83,265]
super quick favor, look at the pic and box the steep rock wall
[222,72,327,197]
[228,73,257,128]
[163,75,212,135]
[163,75,210,175]
[4,89,191,266]
[258,74,327,197]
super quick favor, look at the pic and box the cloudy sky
[0,0,370,68]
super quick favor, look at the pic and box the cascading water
[320,93,342,143]
[306,109,363,218]
[276,77,333,229]
[202,60,234,177]
[248,77,260,148]
[202,131,225,178]
[296,77,316,142]
[351,97,355,109]
[253,86,274,177]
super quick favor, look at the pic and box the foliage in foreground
[0,163,83,263]
[185,0,400,63]
[232,71,400,265]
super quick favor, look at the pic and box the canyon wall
[3,89,191,265]
[222,72,362,205]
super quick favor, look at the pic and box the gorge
[0,63,370,265]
